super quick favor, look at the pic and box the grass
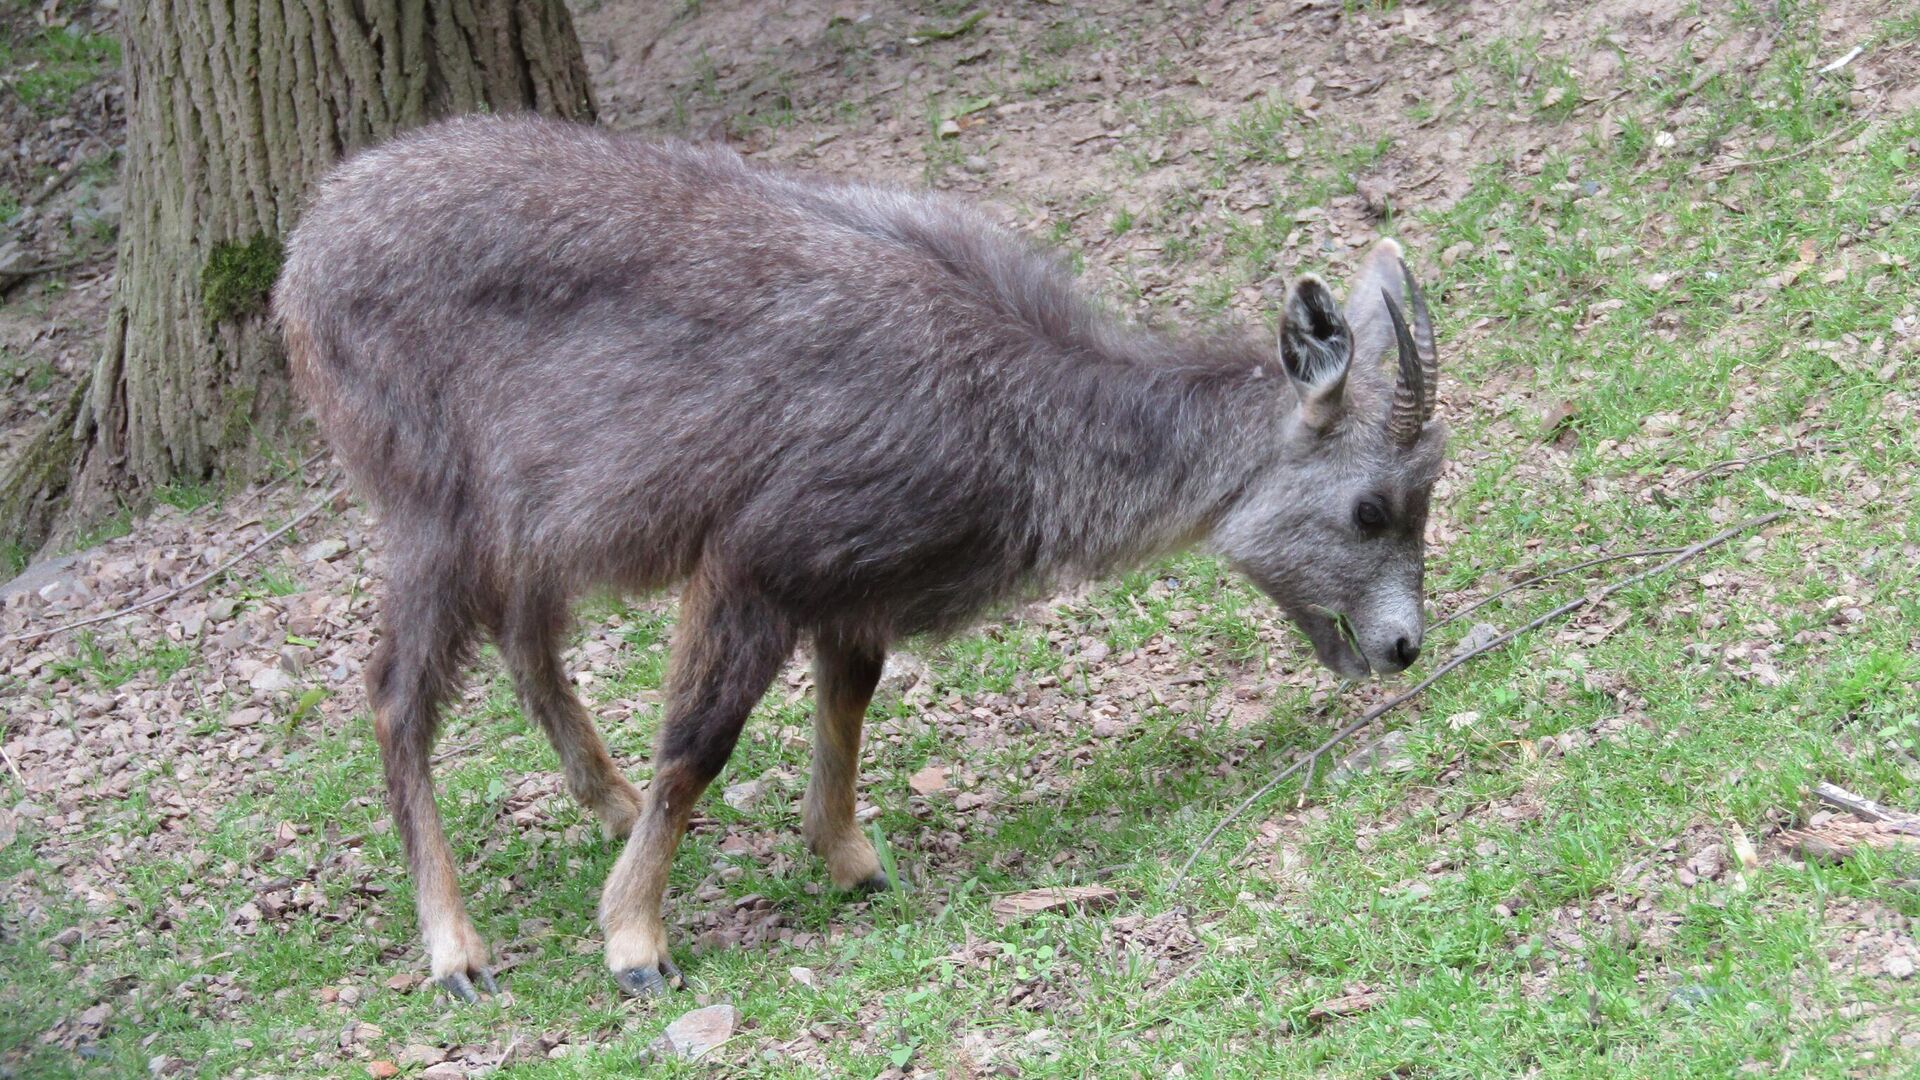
[0,19,118,114]
[4,3,1919,1077]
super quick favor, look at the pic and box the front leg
[804,639,889,892]
[599,570,795,995]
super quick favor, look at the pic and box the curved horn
[1381,287,1424,447]
[1399,258,1438,421]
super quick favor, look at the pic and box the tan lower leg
[379,717,490,990]
[403,786,491,982]
[600,772,698,976]
[804,649,883,889]
[542,693,645,838]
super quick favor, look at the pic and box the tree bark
[2,0,593,556]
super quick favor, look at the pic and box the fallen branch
[0,485,348,649]
[0,744,26,790]
[1785,819,1919,862]
[1815,781,1920,837]
[1433,447,1820,632]
[1698,108,1878,175]
[1171,510,1787,888]
[0,255,95,295]
[1432,544,1687,632]
[1661,443,1820,491]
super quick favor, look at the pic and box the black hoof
[615,957,683,998]
[437,968,498,1003]
[852,871,895,895]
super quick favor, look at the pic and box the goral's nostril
[1393,636,1422,667]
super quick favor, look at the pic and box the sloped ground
[0,1,121,555]
[3,0,1918,1076]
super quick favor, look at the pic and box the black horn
[1399,259,1438,422]
[1381,287,1424,446]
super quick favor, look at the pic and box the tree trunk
[2,0,594,556]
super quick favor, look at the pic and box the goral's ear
[1280,274,1352,432]
[1344,237,1407,372]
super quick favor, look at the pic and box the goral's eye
[1354,499,1388,533]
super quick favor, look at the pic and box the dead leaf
[660,1003,739,1060]
[990,885,1120,923]
[1307,987,1381,1021]
[1538,399,1578,441]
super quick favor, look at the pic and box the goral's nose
[1392,635,1422,669]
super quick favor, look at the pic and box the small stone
[71,184,123,236]
[789,965,817,988]
[336,985,361,1005]
[954,790,992,812]
[398,1044,447,1066]
[249,667,298,693]
[302,538,348,562]
[962,154,989,173]
[419,1065,466,1080]
[1451,622,1503,657]
[1669,983,1715,1008]
[367,1063,400,1079]
[662,1003,739,1060]
[908,765,950,796]
[1885,954,1916,980]
[385,973,418,993]
[722,780,763,810]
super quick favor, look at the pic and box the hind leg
[805,637,889,892]
[497,589,644,839]
[600,568,795,995]
[368,569,494,1001]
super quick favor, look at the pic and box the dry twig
[1698,108,1878,175]
[1171,510,1788,887]
[0,485,348,649]
[1432,545,1687,632]
[1660,443,1821,491]
[0,745,26,789]
[1815,781,1920,837]
[1435,445,1816,631]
